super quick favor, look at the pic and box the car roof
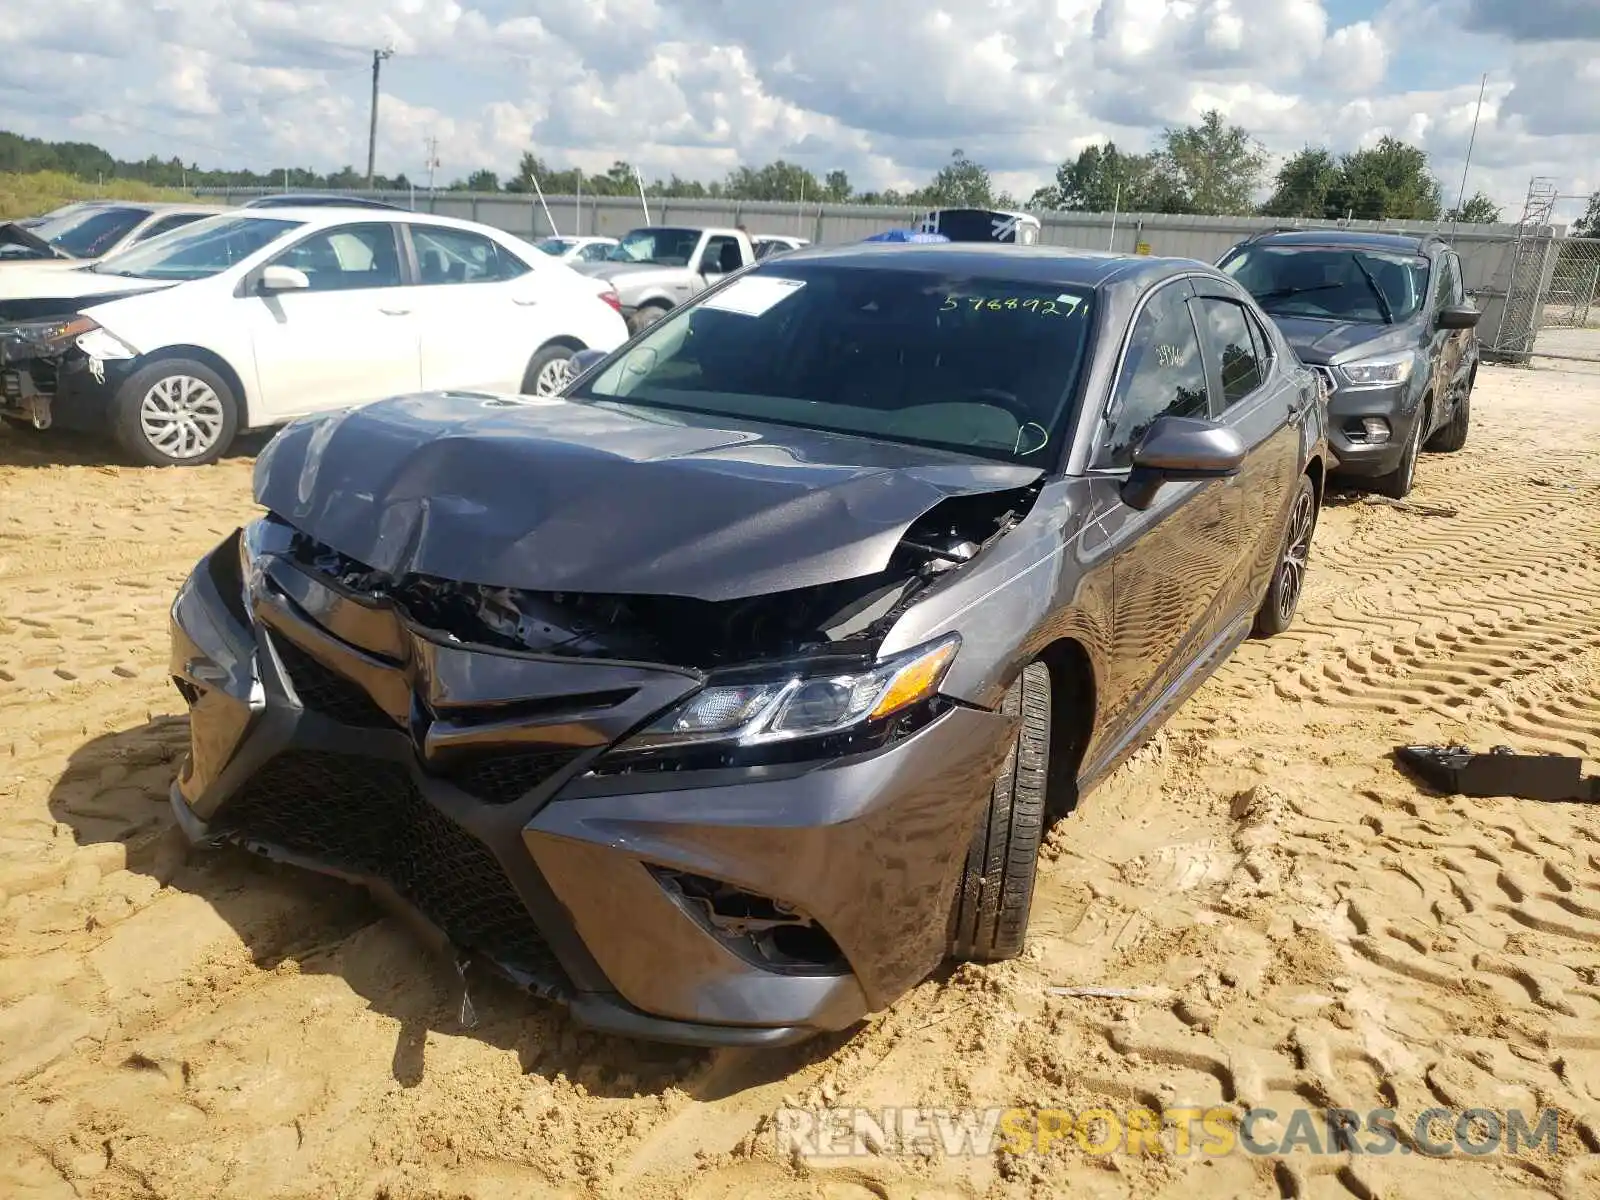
[774,241,1201,288]
[212,206,517,239]
[1241,229,1433,255]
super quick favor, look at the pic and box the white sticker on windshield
[1054,294,1082,314]
[701,275,806,317]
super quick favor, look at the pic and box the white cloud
[0,0,1596,220]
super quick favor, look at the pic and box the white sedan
[0,208,629,465]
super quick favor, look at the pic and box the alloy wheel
[1276,489,1315,625]
[138,374,225,460]
[533,357,572,396]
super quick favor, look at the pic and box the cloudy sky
[3,0,1597,221]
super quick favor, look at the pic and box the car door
[1191,287,1304,621]
[697,234,745,292]
[405,223,559,392]
[1088,278,1243,743]
[243,221,421,421]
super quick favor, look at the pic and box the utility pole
[424,135,441,197]
[366,46,394,189]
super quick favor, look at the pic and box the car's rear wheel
[1371,399,1427,500]
[949,661,1051,962]
[112,359,239,467]
[1426,376,1472,453]
[627,302,670,335]
[521,344,576,396]
[1252,473,1318,638]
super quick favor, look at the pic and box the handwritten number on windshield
[940,295,1076,317]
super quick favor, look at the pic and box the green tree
[1261,147,1341,217]
[722,159,819,201]
[1155,109,1268,215]
[1444,190,1502,224]
[1324,137,1442,221]
[1574,192,1600,238]
[921,148,994,208]
[464,168,500,192]
[823,170,852,202]
[1031,141,1173,212]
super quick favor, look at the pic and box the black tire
[627,302,670,335]
[949,661,1051,962]
[1426,378,1471,453]
[520,343,578,396]
[1371,399,1427,500]
[1252,474,1318,638]
[112,358,239,467]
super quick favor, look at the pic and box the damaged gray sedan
[168,243,1329,1046]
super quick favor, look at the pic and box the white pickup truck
[570,226,757,333]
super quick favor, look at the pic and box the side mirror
[259,265,310,292]
[567,348,608,379]
[1437,304,1480,330]
[1121,415,1246,511]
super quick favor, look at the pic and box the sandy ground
[1,363,1598,1200]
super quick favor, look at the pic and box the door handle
[379,307,411,316]
[513,298,539,306]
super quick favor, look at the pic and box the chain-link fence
[1532,237,1600,365]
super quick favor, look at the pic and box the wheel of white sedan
[521,344,578,397]
[113,359,240,467]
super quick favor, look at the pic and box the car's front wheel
[1252,473,1319,638]
[949,661,1051,962]
[1426,375,1472,453]
[1371,399,1428,500]
[112,359,239,467]
[627,302,670,335]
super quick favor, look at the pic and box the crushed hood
[0,264,173,307]
[1270,315,1412,364]
[568,260,680,283]
[254,392,1041,601]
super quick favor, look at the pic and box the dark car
[1217,229,1481,498]
[241,194,406,211]
[167,244,1329,1046]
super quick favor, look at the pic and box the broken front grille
[275,637,395,729]
[214,750,569,993]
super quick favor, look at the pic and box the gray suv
[1218,229,1481,498]
[167,245,1329,1046]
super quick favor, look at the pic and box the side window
[272,223,403,291]
[579,242,610,262]
[411,225,529,285]
[1195,298,1265,409]
[702,235,743,274]
[1431,255,1461,314]
[131,213,206,244]
[1102,283,1209,467]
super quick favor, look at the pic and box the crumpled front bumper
[168,530,1014,1046]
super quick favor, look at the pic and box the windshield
[605,227,700,266]
[570,262,1096,465]
[1223,245,1429,324]
[535,238,578,255]
[4,205,148,259]
[90,215,301,281]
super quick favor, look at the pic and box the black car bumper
[1321,381,1418,477]
[168,529,1013,1046]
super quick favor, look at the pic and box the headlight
[617,635,960,754]
[9,314,98,352]
[1338,353,1414,387]
[76,325,137,360]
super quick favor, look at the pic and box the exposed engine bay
[284,483,1039,670]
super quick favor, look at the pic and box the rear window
[572,261,1096,465]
